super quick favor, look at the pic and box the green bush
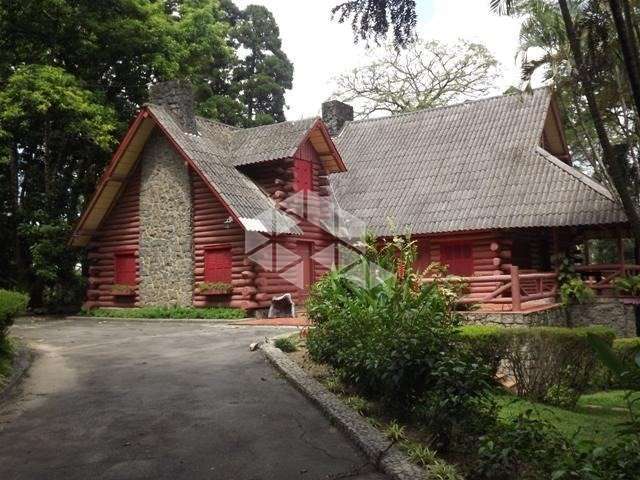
[593,337,640,390]
[458,325,616,404]
[474,410,640,480]
[0,290,29,337]
[458,325,509,377]
[559,277,595,305]
[274,337,297,353]
[86,306,245,319]
[307,236,495,451]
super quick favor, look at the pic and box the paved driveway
[0,319,385,480]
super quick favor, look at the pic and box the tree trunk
[8,143,26,286]
[607,0,640,117]
[558,0,640,242]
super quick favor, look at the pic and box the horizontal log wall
[241,140,335,308]
[427,231,503,298]
[190,172,255,309]
[85,165,141,308]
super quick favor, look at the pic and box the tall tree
[333,38,499,117]
[229,4,294,125]
[332,0,417,46]
[0,0,293,309]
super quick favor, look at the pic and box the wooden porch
[420,226,638,312]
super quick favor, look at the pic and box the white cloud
[235,0,525,120]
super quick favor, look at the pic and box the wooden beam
[511,265,521,312]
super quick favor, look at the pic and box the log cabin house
[71,81,631,314]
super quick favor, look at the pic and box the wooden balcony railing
[575,263,640,296]
[424,266,558,312]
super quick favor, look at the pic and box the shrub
[543,384,579,408]
[458,325,616,404]
[505,326,615,402]
[0,290,29,337]
[415,353,496,450]
[474,411,640,480]
[458,325,509,377]
[86,306,245,319]
[307,236,496,453]
[404,442,438,467]
[613,275,640,296]
[306,238,465,403]
[274,337,297,353]
[591,337,640,390]
[559,277,595,305]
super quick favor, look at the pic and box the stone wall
[461,307,566,328]
[138,131,193,306]
[567,299,637,337]
[461,299,638,338]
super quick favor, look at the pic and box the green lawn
[85,306,246,320]
[494,391,635,447]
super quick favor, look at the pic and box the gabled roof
[330,88,626,235]
[148,105,300,234]
[70,106,346,246]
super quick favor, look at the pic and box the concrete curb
[0,344,34,402]
[260,341,428,480]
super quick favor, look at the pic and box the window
[294,158,313,191]
[114,253,137,285]
[440,242,473,276]
[204,247,232,283]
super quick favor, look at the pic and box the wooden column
[618,229,625,275]
[511,265,521,312]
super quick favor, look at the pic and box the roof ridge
[341,87,551,128]
[535,147,616,202]
[232,116,319,133]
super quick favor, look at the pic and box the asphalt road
[0,318,385,480]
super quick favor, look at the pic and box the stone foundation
[138,131,193,306]
[461,299,638,337]
[567,299,637,338]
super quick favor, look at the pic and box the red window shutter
[204,248,232,283]
[294,159,313,191]
[115,253,137,285]
[440,243,473,276]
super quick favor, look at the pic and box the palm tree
[493,0,640,245]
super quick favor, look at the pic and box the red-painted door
[204,248,232,282]
[440,243,473,276]
[114,253,136,285]
[297,242,313,292]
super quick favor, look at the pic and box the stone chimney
[321,100,354,137]
[149,80,198,134]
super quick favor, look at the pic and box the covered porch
[421,225,636,312]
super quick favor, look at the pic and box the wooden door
[440,242,473,276]
[297,242,313,292]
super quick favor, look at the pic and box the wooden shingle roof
[330,88,626,235]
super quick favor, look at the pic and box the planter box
[197,289,232,296]
[111,288,136,297]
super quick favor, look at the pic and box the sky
[235,0,525,120]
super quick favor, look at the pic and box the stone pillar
[321,100,354,137]
[138,131,193,307]
[149,80,198,134]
